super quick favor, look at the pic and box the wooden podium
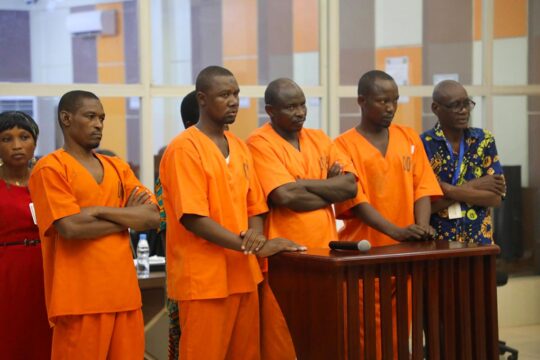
[268,241,500,360]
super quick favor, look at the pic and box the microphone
[329,240,371,252]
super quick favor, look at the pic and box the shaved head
[195,66,234,94]
[433,80,466,103]
[265,78,302,107]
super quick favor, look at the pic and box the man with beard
[247,78,357,249]
[160,67,305,360]
[334,70,442,358]
[247,78,357,359]
[29,90,160,359]
[421,80,505,244]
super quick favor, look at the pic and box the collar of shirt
[426,122,483,144]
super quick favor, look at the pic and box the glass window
[0,1,139,84]
[492,0,530,85]
[339,0,479,86]
[151,0,320,86]
[492,95,540,275]
[0,95,141,177]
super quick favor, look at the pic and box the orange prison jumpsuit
[334,124,442,359]
[28,150,153,360]
[247,122,356,249]
[160,127,267,360]
[247,123,357,359]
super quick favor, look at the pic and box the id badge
[448,203,463,219]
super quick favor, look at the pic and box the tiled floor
[499,324,540,359]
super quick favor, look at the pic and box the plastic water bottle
[137,234,150,278]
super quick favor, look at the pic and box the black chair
[496,271,519,360]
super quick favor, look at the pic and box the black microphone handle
[329,241,359,251]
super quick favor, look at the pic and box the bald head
[265,78,303,107]
[433,80,467,103]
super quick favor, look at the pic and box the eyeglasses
[437,99,476,113]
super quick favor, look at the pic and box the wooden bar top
[270,240,500,267]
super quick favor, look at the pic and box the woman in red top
[0,111,52,359]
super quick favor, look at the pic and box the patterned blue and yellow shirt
[421,123,503,244]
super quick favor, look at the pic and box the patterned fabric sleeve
[155,177,167,233]
[480,130,504,177]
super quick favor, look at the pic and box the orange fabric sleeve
[247,138,297,198]
[246,154,269,218]
[333,137,369,220]
[327,141,357,178]
[29,166,81,236]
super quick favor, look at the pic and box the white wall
[492,96,528,186]
[30,7,73,83]
[151,0,193,153]
[493,37,528,85]
[375,0,422,48]
[29,7,73,157]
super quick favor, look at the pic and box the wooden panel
[411,262,424,360]
[96,3,126,159]
[457,257,473,360]
[494,0,527,38]
[363,266,377,359]
[474,0,482,41]
[474,0,528,39]
[222,0,257,56]
[268,257,345,359]
[293,0,319,52]
[440,259,456,360]
[472,257,487,359]
[227,98,258,140]
[395,263,409,360]
[99,97,127,159]
[268,242,500,359]
[375,47,423,132]
[346,267,361,359]
[425,261,440,360]
[379,265,393,360]
[484,256,500,359]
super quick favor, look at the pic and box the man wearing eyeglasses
[421,80,506,244]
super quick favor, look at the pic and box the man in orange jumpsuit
[29,90,160,359]
[334,70,442,358]
[247,78,357,249]
[247,78,357,359]
[160,66,305,360]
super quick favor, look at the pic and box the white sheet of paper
[448,203,463,219]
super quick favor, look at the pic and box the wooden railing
[268,240,500,360]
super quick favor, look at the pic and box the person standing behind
[29,90,160,359]
[0,111,52,360]
[334,70,442,359]
[160,66,305,360]
[247,78,357,249]
[421,80,505,244]
[155,90,199,360]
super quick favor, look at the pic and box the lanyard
[445,137,465,185]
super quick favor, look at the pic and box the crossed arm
[269,162,357,212]
[431,174,505,214]
[54,188,160,239]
